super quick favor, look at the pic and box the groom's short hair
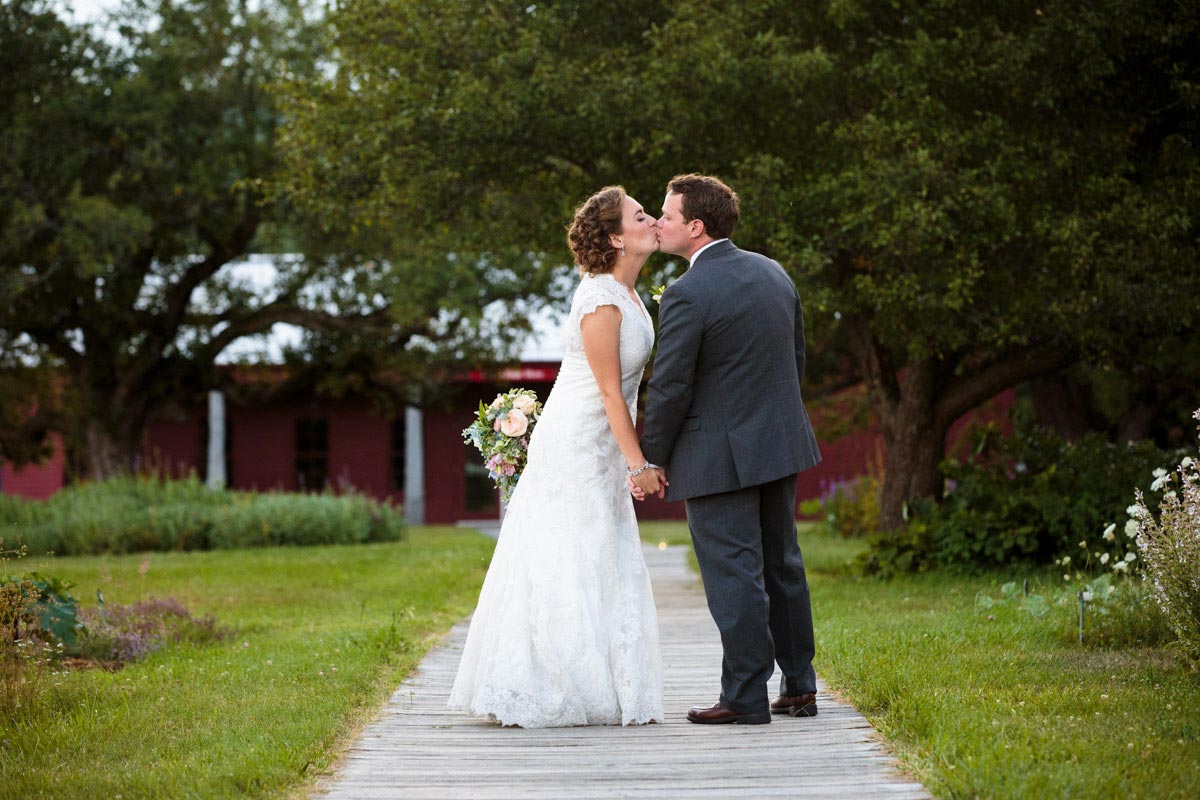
[667,174,740,239]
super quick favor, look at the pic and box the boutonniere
[650,285,666,304]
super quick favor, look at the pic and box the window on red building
[295,418,328,491]
[390,418,406,493]
[464,459,495,513]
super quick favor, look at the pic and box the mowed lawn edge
[644,521,1198,799]
[0,527,496,800]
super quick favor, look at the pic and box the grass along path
[0,527,495,799]
[644,521,1198,799]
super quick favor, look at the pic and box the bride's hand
[632,467,663,498]
[628,476,646,501]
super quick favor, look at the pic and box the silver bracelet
[627,461,651,478]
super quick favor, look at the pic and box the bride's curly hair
[567,186,625,275]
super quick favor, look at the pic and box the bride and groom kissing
[448,173,822,728]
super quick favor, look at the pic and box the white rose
[511,395,536,415]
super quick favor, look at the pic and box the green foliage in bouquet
[462,388,543,503]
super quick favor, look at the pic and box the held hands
[628,467,667,501]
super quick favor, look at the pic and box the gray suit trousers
[685,473,817,714]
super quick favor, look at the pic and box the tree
[0,0,550,479]
[279,0,1200,529]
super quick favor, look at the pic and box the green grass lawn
[5,521,1196,799]
[646,520,1199,799]
[0,527,495,799]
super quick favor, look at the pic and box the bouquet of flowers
[462,388,543,503]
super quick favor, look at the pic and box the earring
[620,245,626,257]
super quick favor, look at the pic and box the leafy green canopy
[1,0,570,474]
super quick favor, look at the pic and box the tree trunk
[877,361,948,531]
[82,418,142,480]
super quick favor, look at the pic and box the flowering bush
[1,543,72,716]
[75,596,227,664]
[462,388,543,503]
[1129,410,1200,660]
[817,475,881,538]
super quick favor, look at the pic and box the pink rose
[493,418,502,431]
[489,394,505,409]
[512,394,536,415]
[499,408,528,437]
[500,463,516,477]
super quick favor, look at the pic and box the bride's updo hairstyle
[567,186,625,276]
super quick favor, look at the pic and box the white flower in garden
[1124,551,1137,562]
[1127,504,1141,517]
[1061,555,1071,566]
[1153,468,1168,478]
[1163,490,1177,501]
[1125,519,1139,538]
[1113,561,1129,573]
[1182,456,1195,469]
[1102,524,1116,541]
[1079,540,1087,549]
[1100,553,1110,565]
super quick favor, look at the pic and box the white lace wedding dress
[447,273,665,728]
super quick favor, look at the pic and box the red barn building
[1,257,1011,522]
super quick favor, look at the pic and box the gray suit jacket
[641,240,821,501]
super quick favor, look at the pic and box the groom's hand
[650,468,668,500]
[632,467,665,499]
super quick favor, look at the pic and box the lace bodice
[560,273,655,414]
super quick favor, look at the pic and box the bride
[447,186,666,728]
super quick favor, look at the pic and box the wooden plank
[317,544,930,799]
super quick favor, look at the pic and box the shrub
[820,474,881,539]
[1,543,72,717]
[75,596,228,664]
[861,418,1177,575]
[1131,411,1200,661]
[3,475,405,556]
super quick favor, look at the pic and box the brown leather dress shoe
[770,692,818,717]
[686,702,771,725]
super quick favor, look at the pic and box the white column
[206,390,226,490]
[404,405,425,524]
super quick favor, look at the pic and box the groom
[639,174,821,725]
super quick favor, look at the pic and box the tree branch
[195,301,398,362]
[935,346,1077,431]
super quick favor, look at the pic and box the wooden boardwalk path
[318,544,930,799]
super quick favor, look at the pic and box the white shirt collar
[689,238,729,268]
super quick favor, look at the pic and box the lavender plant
[76,597,227,664]
[1129,409,1200,661]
